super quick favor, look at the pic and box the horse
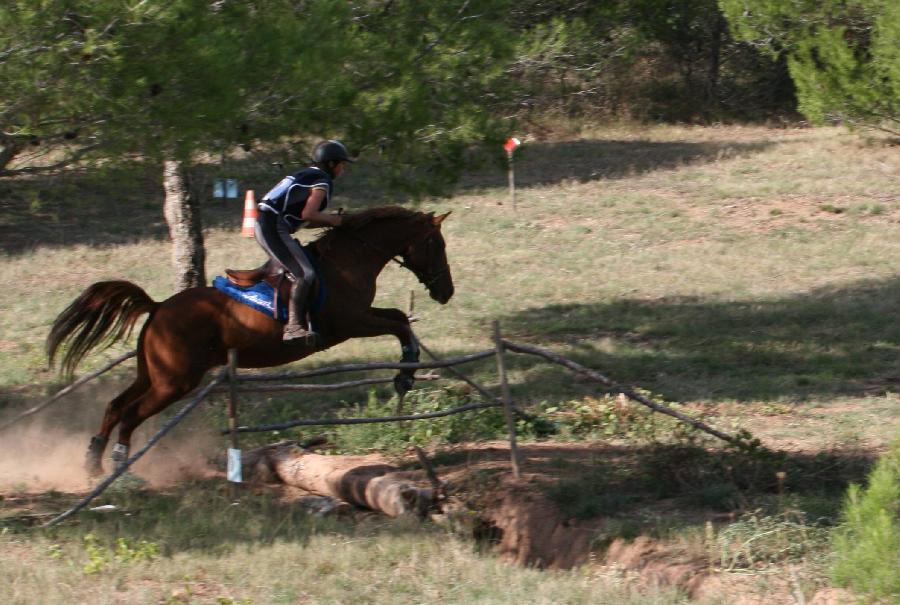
[47,207,454,475]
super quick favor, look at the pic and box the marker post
[503,137,521,211]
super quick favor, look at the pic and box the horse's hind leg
[86,375,150,476]
[110,373,202,470]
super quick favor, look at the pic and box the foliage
[332,388,709,455]
[505,0,796,123]
[714,509,828,570]
[1,0,804,184]
[542,392,702,443]
[0,0,515,195]
[81,532,159,574]
[346,1,515,194]
[0,1,122,171]
[331,388,508,454]
[719,0,900,133]
[0,1,261,168]
[830,435,900,601]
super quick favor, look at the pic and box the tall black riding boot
[284,278,315,342]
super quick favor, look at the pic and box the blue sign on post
[225,179,239,199]
[214,178,240,200]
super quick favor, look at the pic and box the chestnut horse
[47,207,454,474]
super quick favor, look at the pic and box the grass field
[1,124,898,603]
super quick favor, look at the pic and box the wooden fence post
[507,152,516,211]
[492,320,521,479]
[227,349,241,497]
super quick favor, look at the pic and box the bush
[331,388,508,454]
[542,391,702,443]
[830,435,900,601]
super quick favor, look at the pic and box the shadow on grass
[0,137,775,255]
[4,478,439,557]
[0,161,270,255]
[460,138,774,191]
[446,441,873,526]
[497,276,900,403]
[3,275,895,447]
[2,441,871,558]
[5,263,896,451]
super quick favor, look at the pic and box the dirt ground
[1,397,891,604]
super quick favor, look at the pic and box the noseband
[396,255,450,290]
[345,229,448,290]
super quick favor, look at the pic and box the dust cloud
[0,388,222,494]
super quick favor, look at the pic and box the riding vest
[258,166,332,232]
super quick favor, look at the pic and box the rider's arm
[300,188,343,227]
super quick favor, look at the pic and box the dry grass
[2,521,695,605]
[1,124,898,604]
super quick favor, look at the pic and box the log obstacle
[243,442,435,518]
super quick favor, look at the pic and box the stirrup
[283,324,317,342]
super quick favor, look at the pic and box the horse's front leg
[369,307,419,397]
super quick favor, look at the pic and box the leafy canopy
[1,0,514,193]
[719,0,900,133]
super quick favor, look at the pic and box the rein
[339,228,448,289]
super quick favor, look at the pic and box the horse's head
[401,211,454,304]
[325,207,455,304]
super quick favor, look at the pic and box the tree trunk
[245,442,435,518]
[162,159,206,290]
[0,136,22,174]
[705,11,726,117]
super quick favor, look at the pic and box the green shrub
[715,510,828,571]
[830,435,900,601]
[331,388,508,454]
[542,391,702,443]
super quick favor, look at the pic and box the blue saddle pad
[213,276,288,322]
[212,247,326,324]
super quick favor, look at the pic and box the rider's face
[332,161,349,179]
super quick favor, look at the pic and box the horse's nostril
[432,287,453,304]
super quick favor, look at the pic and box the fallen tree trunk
[244,442,434,518]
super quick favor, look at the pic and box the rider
[255,139,352,342]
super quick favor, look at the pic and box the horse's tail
[47,280,159,377]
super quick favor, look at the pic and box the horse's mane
[313,205,424,248]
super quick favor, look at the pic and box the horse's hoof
[393,373,415,398]
[85,435,107,478]
[85,460,104,478]
[111,443,129,471]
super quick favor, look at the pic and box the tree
[2,1,515,288]
[831,436,900,600]
[344,0,515,193]
[0,2,122,174]
[497,0,795,123]
[719,0,900,134]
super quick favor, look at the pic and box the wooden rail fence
[24,322,741,528]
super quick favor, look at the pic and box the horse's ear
[432,211,452,226]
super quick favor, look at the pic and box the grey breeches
[254,211,315,286]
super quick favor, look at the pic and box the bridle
[396,250,451,290]
[346,229,449,290]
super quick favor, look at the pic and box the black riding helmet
[312,140,354,166]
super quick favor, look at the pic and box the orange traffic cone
[241,190,257,238]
